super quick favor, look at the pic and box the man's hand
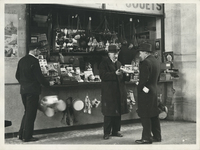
[116,69,122,75]
[49,81,55,86]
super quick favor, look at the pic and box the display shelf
[46,80,173,88]
[50,50,108,56]
[5,80,173,86]
[50,82,101,87]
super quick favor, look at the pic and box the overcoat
[137,55,160,118]
[99,56,128,116]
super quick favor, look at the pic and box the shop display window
[29,4,163,84]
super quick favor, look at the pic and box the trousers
[19,94,39,140]
[103,116,121,135]
[140,115,161,141]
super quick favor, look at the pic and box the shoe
[135,139,152,144]
[152,138,161,142]
[150,136,161,142]
[22,137,39,142]
[111,132,123,137]
[103,134,110,140]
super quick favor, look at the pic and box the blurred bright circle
[73,99,84,111]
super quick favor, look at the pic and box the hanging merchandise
[55,14,87,53]
[129,18,132,42]
[85,17,94,52]
[56,100,66,111]
[86,17,105,52]
[157,94,168,119]
[72,16,81,51]
[132,22,139,48]
[110,31,118,44]
[54,13,63,51]
[95,16,112,42]
[87,37,93,52]
[70,15,88,52]
[61,97,77,125]
[86,17,92,37]
[87,37,99,52]
[79,32,88,50]
[91,98,101,108]
[110,19,119,44]
[119,21,126,44]
[83,95,92,114]
[38,95,66,117]
[72,99,85,111]
[42,107,55,117]
[91,16,119,51]
[127,90,136,112]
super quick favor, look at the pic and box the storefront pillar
[165,4,196,121]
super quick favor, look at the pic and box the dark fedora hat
[137,43,153,52]
[28,43,41,50]
[108,45,120,53]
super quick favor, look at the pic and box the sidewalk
[4,120,197,146]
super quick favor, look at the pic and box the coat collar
[29,53,38,59]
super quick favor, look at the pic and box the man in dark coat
[99,44,129,140]
[15,43,54,142]
[135,43,161,144]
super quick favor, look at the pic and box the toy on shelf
[39,57,61,84]
[91,98,101,108]
[127,90,136,112]
[84,62,95,82]
[83,95,92,114]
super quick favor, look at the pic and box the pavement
[3,120,199,150]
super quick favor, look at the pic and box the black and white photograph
[1,1,199,150]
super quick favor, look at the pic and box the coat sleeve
[99,61,118,81]
[139,61,151,88]
[15,61,20,82]
[32,60,50,87]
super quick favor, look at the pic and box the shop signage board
[61,3,163,15]
[105,3,164,15]
[67,3,163,15]
[64,3,103,9]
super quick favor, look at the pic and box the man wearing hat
[15,43,55,142]
[99,44,129,140]
[135,42,161,144]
